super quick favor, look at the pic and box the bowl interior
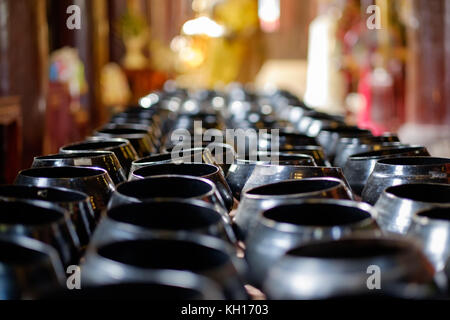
[36,152,112,160]
[387,184,450,204]
[417,208,450,221]
[0,201,64,225]
[134,163,217,178]
[0,240,49,264]
[108,202,221,229]
[98,128,148,135]
[321,127,371,135]
[263,203,371,227]
[117,177,213,199]
[63,141,124,150]
[98,239,228,271]
[248,179,341,196]
[20,167,103,179]
[0,186,86,203]
[351,147,425,159]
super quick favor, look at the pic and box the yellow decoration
[172,0,262,89]
[214,0,259,33]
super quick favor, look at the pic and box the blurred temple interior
[2,0,450,302]
[1,0,450,183]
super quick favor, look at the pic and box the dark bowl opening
[0,240,48,264]
[112,111,154,118]
[108,202,221,229]
[116,109,154,118]
[98,239,229,271]
[278,132,311,139]
[351,147,426,159]
[320,127,371,135]
[417,208,450,221]
[179,112,217,119]
[134,164,218,178]
[122,107,154,113]
[248,179,341,196]
[339,135,399,146]
[0,186,87,203]
[279,145,321,152]
[135,153,172,164]
[45,283,203,300]
[387,184,450,203]
[114,110,153,118]
[19,167,104,179]
[267,132,316,144]
[98,128,148,135]
[63,141,125,151]
[238,153,311,163]
[0,201,64,225]
[379,157,449,166]
[263,203,371,226]
[35,152,112,160]
[288,239,409,259]
[110,118,153,126]
[117,177,213,199]
[112,112,154,119]
[305,113,340,121]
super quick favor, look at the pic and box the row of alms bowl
[2,94,450,299]
[56,107,244,299]
[257,108,450,294]
[0,107,229,298]
[1,105,251,299]
[7,151,450,286]
[7,160,446,290]
[277,113,450,281]
[3,173,448,299]
[280,118,450,277]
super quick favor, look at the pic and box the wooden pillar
[149,0,192,45]
[263,0,316,60]
[107,0,128,64]
[92,0,110,126]
[0,0,49,168]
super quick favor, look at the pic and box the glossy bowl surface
[263,236,435,299]
[343,146,430,196]
[245,199,378,287]
[15,166,115,220]
[374,183,450,235]
[362,157,450,205]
